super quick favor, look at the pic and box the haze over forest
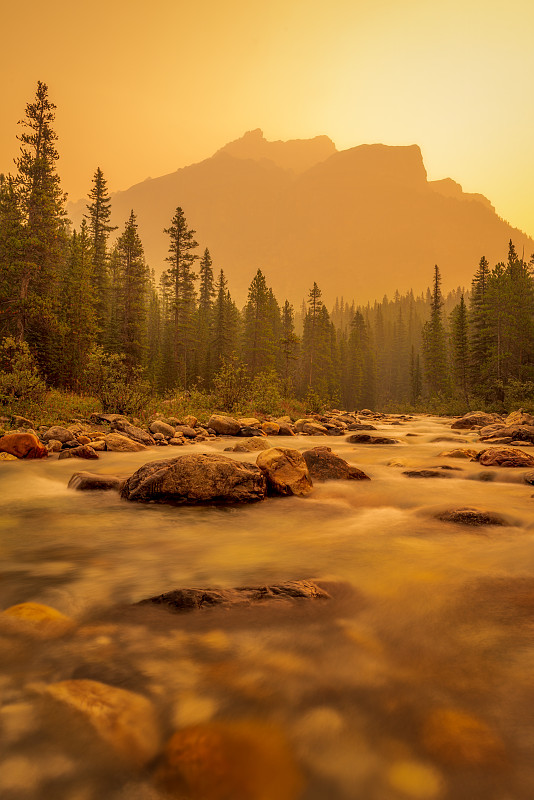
[69,129,534,306]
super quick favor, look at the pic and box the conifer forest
[2,82,534,418]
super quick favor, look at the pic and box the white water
[1,415,533,799]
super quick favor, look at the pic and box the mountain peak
[215,129,337,174]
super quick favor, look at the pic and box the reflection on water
[1,415,534,799]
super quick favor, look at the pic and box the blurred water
[1,416,533,799]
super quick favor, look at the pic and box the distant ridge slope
[68,131,534,305]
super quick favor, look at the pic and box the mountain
[68,130,534,305]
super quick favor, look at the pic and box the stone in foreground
[476,447,534,468]
[207,414,241,435]
[68,471,124,491]
[303,446,370,481]
[256,447,313,496]
[451,411,501,430]
[0,432,48,459]
[120,453,266,504]
[138,580,330,613]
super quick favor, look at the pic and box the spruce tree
[280,300,299,396]
[422,265,449,397]
[195,248,215,386]
[0,175,25,338]
[450,294,470,406]
[85,167,117,342]
[242,269,275,377]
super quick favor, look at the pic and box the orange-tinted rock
[477,447,534,468]
[0,602,75,638]
[256,447,313,496]
[0,433,48,459]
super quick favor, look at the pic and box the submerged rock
[120,453,266,504]
[476,447,534,468]
[0,602,75,638]
[438,448,478,459]
[139,580,330,612]
[302,446,370,481]
[256,447,313,496]
[403,469,452,479]
[0,432,48,459]
[68,472,123,491]
[346,433,398,445]
[435,508,509,526]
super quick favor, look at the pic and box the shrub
[85,347,152,416]
[0,337,46,406]
[211,360,250,412]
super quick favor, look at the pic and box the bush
[0,337,46,407]
[245,370,284,416]
[211,360,250,412]
[85,347,152,416]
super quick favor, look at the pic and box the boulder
[294,418,315,432]
[302,422,328,435]
[347,422,377,431]
[403,469,452,479]
[239,425,265,437]
[523,471,534,485]
[41,425,74,444]
[276,422,296,436]
[435,508,509,526]
[207,414,241,435]
[476,447,534,468]
[0,432,48,459]
[105,433,147,453]
[149,420,175,438]
[346,433,398,445]
[238,417,262,428]
[174,425,197,438]
[182,415,198,428]
[451,411,500,430]
[139,580,330,612]
[58,445,99,460]
[256,447,313,496]
[120,453,266,504]
[90,439,107,451]
[45,679,160,767]
[262,421,280,436]
[228,437,271,452]
[0,602,75,638]
[112,419,155,446]
[169,437,185,446]
[46,439,63,453]
[480,425,534,444]
[505,409,534,427]
[68,472,123,491]
[438,449,478,459]
[76,435,92,445]
[302,446,370,481]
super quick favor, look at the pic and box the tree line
[1,82,534,413]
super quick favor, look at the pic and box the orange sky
[1,0,534,237]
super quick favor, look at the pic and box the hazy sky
[2,0,533,236]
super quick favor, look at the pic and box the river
[1,414,533,799]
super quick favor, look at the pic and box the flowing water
[1,415,534,799]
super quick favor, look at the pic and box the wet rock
[58,445,99,460]
[228,437,271,452]
[139,580,330,612]
[120,453,266,504]
[45,439,63,453]
[294,418,315,432]
[476,447,534,468]
[89,439,106,451]
[430,435,469,443]
[504,409,534,427]
[169,437,185,446]
[41,425,76,444]
[105,433,147,452]
[76,435,91,445]
[45,679,161,767]
[239,425,265,437]
[387,760,443,799]
[435,508,509,526]
[0,451,18,461]
[346,433,398,445]
[451,411,501,430]
[68,472,123,491]
[262,421,280,436]
[153,720,303,800]
[238,417,261,428]
[403,469,452,479]
[0,433,48,459]
[174,425,197,438]
[302,421,328,435]
[207,414,241,435]
[0,602,75,638]
[183,414,198,428]
[421,708,507,767]
[256,447,313,496]
[112,419,155,446]
[347,422,377,431]
[302,446,370,481]
[276,422,296,436]
[523,471,534,485]
[149,420,175,438]
[438,448,478,459]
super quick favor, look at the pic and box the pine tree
[0,175,25,338]
[195,248,215,386]
[409,346,422,406]
[162,207,199,389]
[85,167,117,342]
[242,269,275,376]
[422,265,449,397]
[280,300,299,395]
[450,294,470,406]
[211,269,239,375]
[303,282,323,387]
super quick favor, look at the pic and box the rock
[302,446,370,481]
[112,419,155,446]
[294,418,315,432]
[435,508,509,526]
[0,602,75,638]
[403,470,452,479]
[430,435,469,443]
[256,447,313,496]
[104,433,147,453]
[229,437,271,452]
[438,449,478,459]
[41,426,74,444]
[45,679,160,767]
[238,417,261,428]
[346,434,398,445]
[302,422,328,435]
[505,409,534,427]
[89,412,127,424]
[476,447,534,468]
[152,432,165,441]
[239,426,265,437]
[207,414,241,435]
[347,422,377,431]
[359,408,374,415]
[149,420,175,438]
[68,472,123,491]
[524,471,534,485]
[174,425,197,438]
[154,720,303,800]
[0,433,48,459]
[262,421,280,435]
[451,411,500,430]
[61,439,83,449]
[120,453,266,504]
[276,422,296,436]
[421,708,507,767]
[89,439,106,451]
[169,437,185,446]
[46,439,63,453]
[139,580,330,613]
[11,415,34,428]
[58,445,99,460]
[76,435,91,445]
[0,451,18,461]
